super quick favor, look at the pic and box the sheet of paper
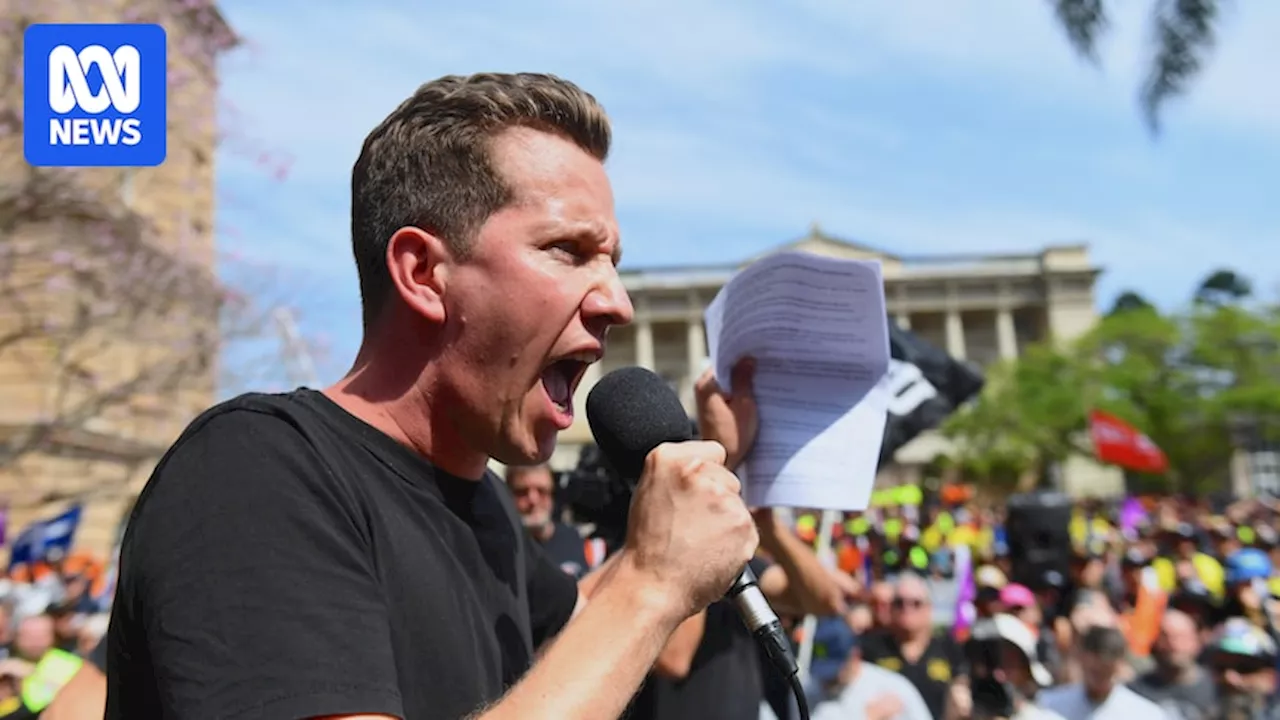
[704,251,890,511]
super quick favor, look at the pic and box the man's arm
[755,509,847,617]
[39,663,105,720]
[651,610,707,679]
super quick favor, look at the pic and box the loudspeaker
[1005,491,1072,590]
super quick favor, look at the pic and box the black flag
[879,320,986,467]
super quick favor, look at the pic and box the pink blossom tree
[0,0,315,514]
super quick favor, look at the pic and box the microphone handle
[725,566,799,678]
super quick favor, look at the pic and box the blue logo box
[23,23,167,167]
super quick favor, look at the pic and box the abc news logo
[48,44,143,147]
[23,24,167,168]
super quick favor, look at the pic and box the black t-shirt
[860,629,967,720]
[105,389,579,720]
[626,558,770,720]
[542,522,590,579]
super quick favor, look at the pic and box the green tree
[944,269,1279,493]
[1050,0,1221,132]
[1108,290,1155,316]
[941,343,1100,488]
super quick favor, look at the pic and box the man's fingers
[694,367,721,399]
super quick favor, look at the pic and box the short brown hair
[350,72,612,328]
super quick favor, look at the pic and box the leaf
[1140,0,1220,133]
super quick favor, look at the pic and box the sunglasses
[892,597,926,609]
[513,486,553,498]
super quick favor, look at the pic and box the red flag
[1088,409,1169,473]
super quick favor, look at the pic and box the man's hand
[622,440,758,620]
[946,681,972,720]
[694,359,757,472]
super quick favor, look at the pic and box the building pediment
[746,224,904,277]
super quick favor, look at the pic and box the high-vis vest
[21,648,83,712]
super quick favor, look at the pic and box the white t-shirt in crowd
[808,663,933,720]
[1038,683,1172,720]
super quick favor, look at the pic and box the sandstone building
[0,0,236,557]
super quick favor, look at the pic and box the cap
[1000,583,1036,609]
[970,614,1054,687]
[810,617,858,684]
[1212,617,1278,661]
[976,565,1008,590]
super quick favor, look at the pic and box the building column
[945,310,966,361]
[686,319,706,376]
[996,307,1018,360]
[635,318,655,369]
[896,313,912,330]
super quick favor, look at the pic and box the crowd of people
[513,456,1280,719]
[0,552,110,718]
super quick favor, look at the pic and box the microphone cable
[725,567,811,720]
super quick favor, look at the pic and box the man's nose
[582,271,634,337]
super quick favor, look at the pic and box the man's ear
[386,226,450,324]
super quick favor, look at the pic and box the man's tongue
[541,365,571,409]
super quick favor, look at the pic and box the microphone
[585,366,801,683]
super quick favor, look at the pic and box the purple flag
[953,544,976,640]
[1119,497,1147,536]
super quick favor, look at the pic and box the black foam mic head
[586,366,693,481]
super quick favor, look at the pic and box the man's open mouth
[540,354,595,412]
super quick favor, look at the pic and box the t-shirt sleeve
[524,532,578,648]
[116,410,403,719]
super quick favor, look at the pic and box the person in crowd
[39,635,106,720]
[1221,549,1280,643]
[861,573,969,720]
[1129,609,1217,720]
[1153,524,1224,602]
[105,71,761,720]
[846,601,874,635]
[962,613,1065,720]
[1038,624,1165,719]
[1205,617,1280,720]
[1003,583,1064,682]
[869,580,896,630]
[0,613,85,717]
[504,463,604,578]
[805,615,932,720]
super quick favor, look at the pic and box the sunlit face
[433,127,632,466]
[508,466,556,529]
[891,582,931,633]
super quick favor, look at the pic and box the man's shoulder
[159,390,332,466]
[129,390,351,522]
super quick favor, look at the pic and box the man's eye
[548,241,582,259]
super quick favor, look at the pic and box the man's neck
[1084,682,1115,705]
[1157,663,1201,686]
[326,336,489,480]
[895,628,930,660]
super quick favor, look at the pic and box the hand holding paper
[703,251,891,511]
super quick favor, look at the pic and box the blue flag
[8,505,82,570]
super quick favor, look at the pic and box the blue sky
[213,0,1280,386]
